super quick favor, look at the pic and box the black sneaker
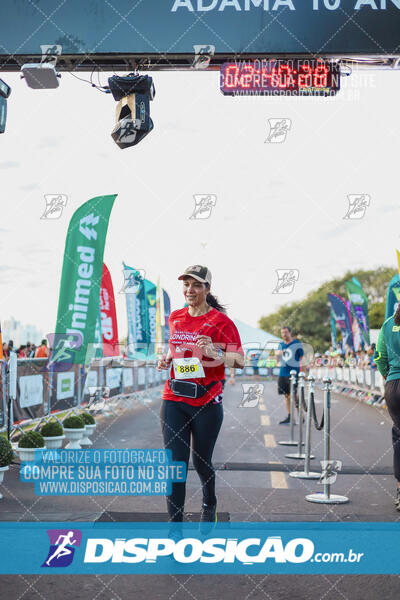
[395,488,400,510]
[279,415,290,425]
[199,503,217,535]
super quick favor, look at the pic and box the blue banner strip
[0,522,399,574]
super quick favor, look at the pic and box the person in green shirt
[375,307,400,510]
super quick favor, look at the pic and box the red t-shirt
[162,307,243,406]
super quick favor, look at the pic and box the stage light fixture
[0,77,11,134]
[21,63,61,89]
[108,73,155,149]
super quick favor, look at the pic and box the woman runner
[375,304,400,510]
[157,265,244,533]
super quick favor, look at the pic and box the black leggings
[160,399,223,522]
[384,379,400,481]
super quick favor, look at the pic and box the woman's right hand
[157,354,172,371]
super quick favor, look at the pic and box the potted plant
[40,420,65,449]
[17,431,46,462]
[62,415,86,449]
[79,412,96,446]
[0,436,14,499]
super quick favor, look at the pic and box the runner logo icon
[318,460,342,485]
[41,194,68,220]
[265,119,291,144]
[42,529,82,568]
[190,195,217,220]
[343,194,370,220]
[272,269,299,294]
[239,383,264,407]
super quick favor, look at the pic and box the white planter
[0,465,9,499]
[63,428,85,450]
[80,424,96,446]
[17,446,46,462]
[17,447,46,478]
[42,435,65,449]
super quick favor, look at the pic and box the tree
[369,302,385,329]
[258,267,396,351]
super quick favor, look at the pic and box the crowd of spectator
[1,339,49,359]
[245,345,378,372]
[310,345,377,369]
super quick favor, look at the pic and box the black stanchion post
[278,369,300,447]
[7,352,17,441]
[306,376,349,504]
[286,372,310,460]
[289,374,319,479]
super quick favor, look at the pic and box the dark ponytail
[395,304,400,326]
[206,291,227,314]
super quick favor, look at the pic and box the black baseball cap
[178,265,212,285]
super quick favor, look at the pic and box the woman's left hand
[196,335,218,358]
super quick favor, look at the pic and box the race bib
[173,357,205,379]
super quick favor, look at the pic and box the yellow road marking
[258,403,266,411]
[260,415,270,426]
[264,434,276,448]
[270,471,288,489]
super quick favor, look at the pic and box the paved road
[1,377,399,599]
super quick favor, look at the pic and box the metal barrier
[0,356,166,438]
[229,364,385,409]
[306,377,349,505]
[278,370,304,447]
[310,366,384,399]
[289,375,320,480]
[285,372,314,461]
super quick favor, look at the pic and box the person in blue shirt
[277,326,304,424]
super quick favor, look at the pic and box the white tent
[233,319,281,352]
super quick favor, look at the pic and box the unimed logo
[83,536,314,564]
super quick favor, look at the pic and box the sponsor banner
[56,372,75,401]
[385,273,400,319]
[13,359,49,423]
[100,263,119,356]
[105,367,122,390]
[1,1,400,56]
[123,263,148,361]
[123,367,134,391]
[330,308,337,350]
[82,368,101,406]
[1,522,400,574]
[138,367,146,388]
[144,278,157,359]
[0,363,5,431]
[53,195,116,366]
[147,366,154,384]
[163,289,171,343]
[19,375,43,408]
[50,364,80,413]
[83,369,99,395]
[93,305,103,360]
[345,277,370,347]
[155,277,164,355]
[328,293,354,351]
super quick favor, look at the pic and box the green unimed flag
[54,195,116,365]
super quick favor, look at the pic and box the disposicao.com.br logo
[82,536,362,565]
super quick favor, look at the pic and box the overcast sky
[0,67,399,339]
